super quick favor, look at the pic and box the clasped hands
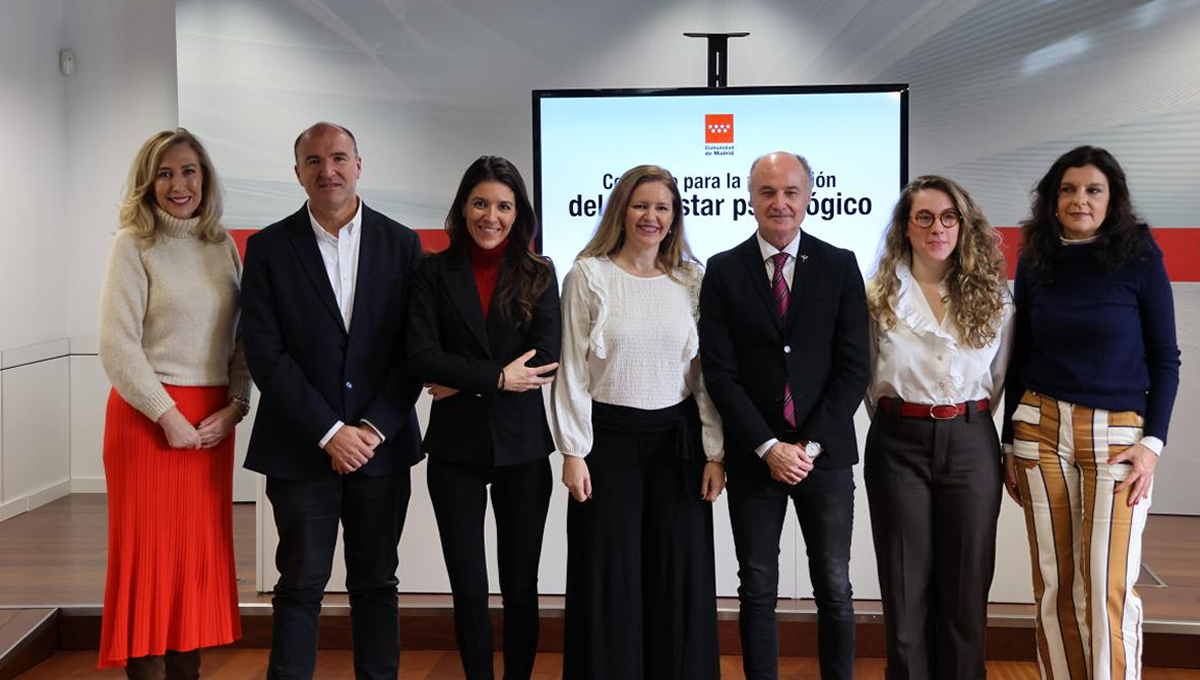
[764,441,815,485]
[157,404,242,450]
[325,424,383,475]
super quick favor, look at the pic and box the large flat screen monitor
[533,84,908,280]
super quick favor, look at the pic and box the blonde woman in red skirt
[97,129,250,679]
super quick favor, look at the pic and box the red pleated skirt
[98,385,242,668]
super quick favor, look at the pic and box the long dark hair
[444,156,552,323]
[1020,145,1151,274]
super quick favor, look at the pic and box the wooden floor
[2,494,1198,624]
[18,650,1200,680]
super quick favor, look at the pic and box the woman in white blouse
[864,175,1013,680]
[552,165,724,680]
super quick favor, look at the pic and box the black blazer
[241,203,424,480]
[407,249,560,467]
[699,232,869,477]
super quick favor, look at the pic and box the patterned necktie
[770,253,797,428]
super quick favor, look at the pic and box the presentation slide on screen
[536,88,905,282]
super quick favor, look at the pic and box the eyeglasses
[911,210,961,229]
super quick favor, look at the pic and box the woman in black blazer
[408,155,560,680]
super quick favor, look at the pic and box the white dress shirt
[309,200,362,332]
[753,231,803,458]
[867,260,1014,417]
[756,230,800,289]
[308,199,382,448]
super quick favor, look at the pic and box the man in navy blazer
[699,151,869,680]
[241,122,424,680]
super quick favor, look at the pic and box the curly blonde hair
[867,175,1006,349]
[578,165,697,280]
[119,128,226,244]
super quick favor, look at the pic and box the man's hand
[324,425,377,474]
[357,424,382,450]
[158,407,201,449]
[764,441,812,485]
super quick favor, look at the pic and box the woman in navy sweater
[1003,146,1180,680]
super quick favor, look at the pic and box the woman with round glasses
[1003,146,1179,680]
[864,175,1013,680]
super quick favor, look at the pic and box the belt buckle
[929,403,958,420]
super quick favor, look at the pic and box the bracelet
[230,395,251,418]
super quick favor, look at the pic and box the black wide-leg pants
[864,402,1002,680]
[427,455,552,680]
[562,400,720,680]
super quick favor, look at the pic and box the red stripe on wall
[995,227,1200,282]
[230,226,1197,282]
[228,227,449,261]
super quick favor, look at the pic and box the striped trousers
[1010,390,1150,680]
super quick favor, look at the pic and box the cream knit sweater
[98,208,251,421]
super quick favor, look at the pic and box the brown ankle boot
[165,649,201,680]
[125,655,165,680]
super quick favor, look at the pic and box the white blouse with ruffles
[867,260,1014,416]
[550,256,724,461]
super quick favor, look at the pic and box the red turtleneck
[469,238,508,318]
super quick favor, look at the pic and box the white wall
[0,342,73,521]
[0,0,68,350]
[63,0,179,339]
[0,1,72,518]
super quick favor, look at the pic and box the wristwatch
[800,439,822,460]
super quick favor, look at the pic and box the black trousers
[265,469,412,680]
[864,402,1002,680]
[728,462,856,680]
[426,455,552,680]
[563,401,719,680]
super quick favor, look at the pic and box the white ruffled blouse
[550,256,724,461]
[867,261,1014,416]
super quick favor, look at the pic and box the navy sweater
[1002,239,1180,443]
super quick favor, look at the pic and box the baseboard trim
[0,480,71,522]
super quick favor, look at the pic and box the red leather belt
[877,396,989,420]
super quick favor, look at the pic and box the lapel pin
[799,254,809,262]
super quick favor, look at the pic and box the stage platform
[1,494,1198,678]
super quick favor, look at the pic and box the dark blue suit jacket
[699,232,869,478]
[241,203,424,480]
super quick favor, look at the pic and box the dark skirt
[563,399,720,680]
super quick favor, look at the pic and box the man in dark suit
[241,122,424,680]
[699,151,869,680]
